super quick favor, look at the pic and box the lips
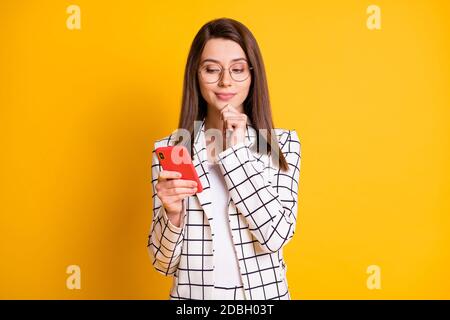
[215,92,236,101]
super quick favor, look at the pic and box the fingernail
[176,173,182,178]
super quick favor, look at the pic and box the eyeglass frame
[198,61,254,84]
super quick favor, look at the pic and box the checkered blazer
[147,120,301,300]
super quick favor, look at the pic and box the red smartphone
[155,145,203,193]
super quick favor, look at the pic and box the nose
[218,69,232,87]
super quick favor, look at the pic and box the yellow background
[1,0,449,299]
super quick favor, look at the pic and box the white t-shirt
[207,162,243,288]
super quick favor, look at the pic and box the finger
[223,115,245,123]
[220,104,238,119]
[227,114,247,122]
[222,116,244,132]
[163,179,198,189]
[225,103,238,111]
[164,193,194,203]
[221,112,241,119]
[220,108,227,120]
[158,187,198,197]
[220,103,232,112]
[224,118,244,130]
[222,111,246,121]
[158,170,182,181]
[159,188,197,202]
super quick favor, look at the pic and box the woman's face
[198,38,252,113]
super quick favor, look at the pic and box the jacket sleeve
[217,130,301,253]
[147,144,185,276]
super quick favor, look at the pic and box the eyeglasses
[198,62,253,84]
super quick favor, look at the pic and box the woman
[147,18,301,300]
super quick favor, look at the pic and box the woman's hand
[155,170,197,226]
[220,104,247,148]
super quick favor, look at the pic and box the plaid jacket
[147,120,301,300]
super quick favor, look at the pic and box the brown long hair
[177,17,289,171]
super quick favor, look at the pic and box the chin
[213,98,241,108]
[211,100,228,109]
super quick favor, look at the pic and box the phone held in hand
[155,145,203,193]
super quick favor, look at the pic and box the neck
[204,107,222,132]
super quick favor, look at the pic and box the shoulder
[153,131,179,150]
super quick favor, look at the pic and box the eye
[206,68,220,74]
[231,64,247,73]
[203,64,221,73]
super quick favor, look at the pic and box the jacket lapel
[191,120,213,221]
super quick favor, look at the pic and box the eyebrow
[200,58,248,64]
